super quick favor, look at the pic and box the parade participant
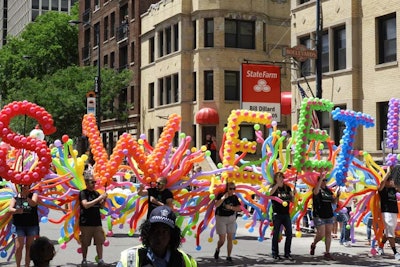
[205,134,217,163]
[309,173,338,260]
[377,167,400,260]
[9,184,39,267]
[214,182,241,263]
[138,176,173,218]
[79,172,108,266]
[29,236,55,267]
[117,206,197,266]
[269,171,295,261]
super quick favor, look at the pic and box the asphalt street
[1,210,400,267]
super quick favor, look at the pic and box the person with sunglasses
[269,171,295,261]
[138,177,174,219]
[214,182,241,263]
[309,172,339,260]
[79,172,108,266]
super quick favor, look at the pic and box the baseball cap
[149,206,176,228]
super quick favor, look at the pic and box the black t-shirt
[147,188,174,218]
[79,189,102,226]
[312,187,334,219]
[379,187,399,213]
[215,193,240,217]
[271,184,292,215]
[12,193,39,227]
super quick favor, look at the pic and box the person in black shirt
[138,177,174,219]
[213,182,241,263]
[79,172,108,266]
[9,184,39,267]
[269,171,295,261]
[309,173,338,260]
[376,167,400,260]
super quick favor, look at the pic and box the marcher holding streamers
[117,206,197,267]
[377,167,400,260]
[214,182,241,263]
[269,171,295,261]
[310,173,338,260]
[138,176,174,218]
[9,184,39,267]
[79,172,108,266]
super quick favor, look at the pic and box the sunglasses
[322,179,327,182]
[229,187,236,190]
[156,182,165,186]
[88,181,96,184]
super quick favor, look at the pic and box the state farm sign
[241,64,281,122]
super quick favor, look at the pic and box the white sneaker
[344,241,352,247]
[395,253,400,260]
[377,247,384,256]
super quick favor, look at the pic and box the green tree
[0,11,132,142]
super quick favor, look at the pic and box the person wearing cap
[213,181,241,264]
[376,166,400,260]
[79,172,108,266]
[29,236,55,267]
[138,177,174,219]
[117,206,197,267]
[9,184,39,267]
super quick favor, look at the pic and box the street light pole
[69,20,101,131]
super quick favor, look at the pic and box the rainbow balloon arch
[0,98,399,260]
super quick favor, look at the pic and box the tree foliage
[0,11,132,142]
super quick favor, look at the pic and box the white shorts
[383,212,397,238]
[215,215,237,235]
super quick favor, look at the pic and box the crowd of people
[6,163,400,266]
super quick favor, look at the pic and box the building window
[205,18,214,47]
[378,101,389,150]
[148,128,154,147]
[299,36,312,77]
[224,71,239,101]
[166,26,171,54]
[321,31,329,73]
[104,54,108,67]
[149,37,155,63]
[333,26,346,70]
[94,23,100,46]
[299,0,310,4]
[130,86,135,109]
[225,19,255,49]
[51,0,58,10]
[166,76,172,104]
[158,30,164,57]
[193,20,197,49]
[239,125,256,141]
[149,83,154,109]
[42,0,49,10]
[130,41,135,63]
[110,12,115,37]
[104,16,109,40]
[110,52,115,69]
[192,72,197,101]
[204,71,214,100]
[173,74,179,103]
[158,78,164,106]
[378,13,396,64]
[174,23,179,52]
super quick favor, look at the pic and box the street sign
[284,45,317,62]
